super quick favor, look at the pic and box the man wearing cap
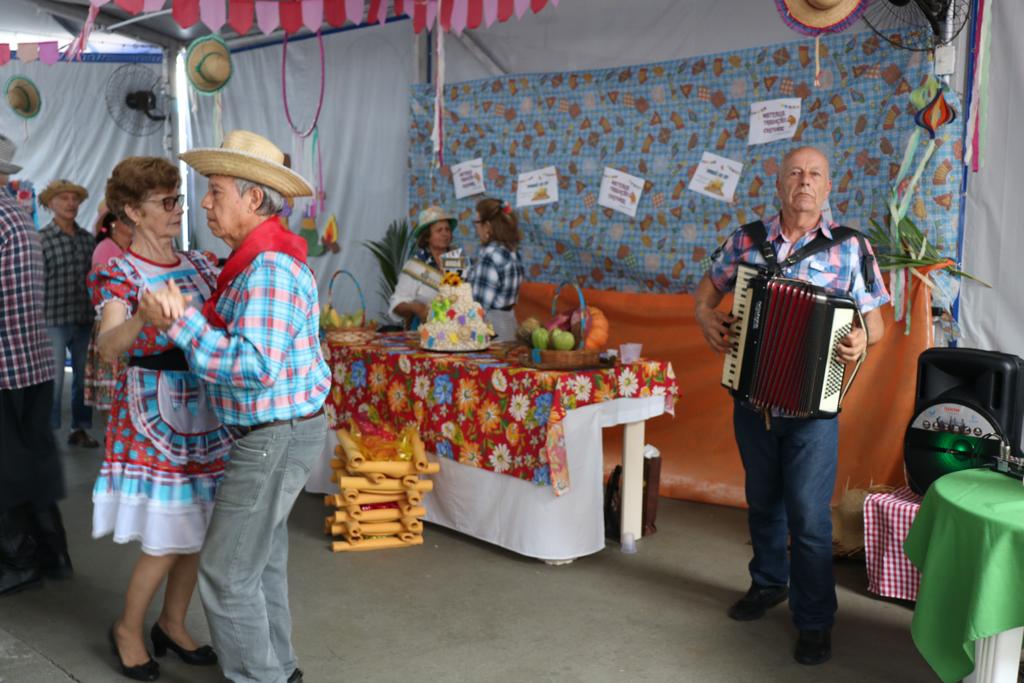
[39,178,98,448]
[145,130,328,683]
[389,205,458,328]
[0,135,74,595]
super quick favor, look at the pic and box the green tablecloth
[904,469,1024,683]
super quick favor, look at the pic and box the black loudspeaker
[904,348,1024,494]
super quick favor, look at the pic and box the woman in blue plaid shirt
[467,197,524,342]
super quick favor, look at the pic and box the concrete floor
[2,376,941,683]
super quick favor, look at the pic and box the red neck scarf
[201,215,308,329]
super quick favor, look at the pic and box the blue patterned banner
[409,31,962,293]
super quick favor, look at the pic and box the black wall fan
[863,0,971,52]
[105,63,167,137]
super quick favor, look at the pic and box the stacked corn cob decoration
[325,428,439,552]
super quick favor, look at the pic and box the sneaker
[727,582,788,621]
[794,628,831,665]
[287,669,303,683]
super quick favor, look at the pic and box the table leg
[963,626,1024,683]
[620,420,645,542]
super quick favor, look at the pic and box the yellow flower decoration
[441,271,463,287]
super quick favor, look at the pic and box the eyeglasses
[143,194,185,212]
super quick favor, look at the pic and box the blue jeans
[733,401,838,630]
[198,413,326,683]
[47,324,92,431]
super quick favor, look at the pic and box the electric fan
[862,0,971,52]
[104,64,167,137]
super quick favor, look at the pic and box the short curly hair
[105,156,180,226]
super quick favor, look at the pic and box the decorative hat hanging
[180,130,314,198]
[774,0,869,36]
[4,75,41,119]
[185,35,233,94]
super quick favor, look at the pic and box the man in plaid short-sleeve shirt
[694,146,888,666]
[0,135,73,595]
[38,179,97,447]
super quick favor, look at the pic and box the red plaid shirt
[0,193,55,389]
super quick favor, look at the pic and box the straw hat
[39,179,88,208]
[5,76,41,119]
[0,134,22,175]
[775,0,868,36]
[185,35,232,94]
[180,130,313,197]
[414,206,458,238]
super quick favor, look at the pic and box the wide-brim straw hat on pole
[185,35,233,94]
[0,134,22,175]
[180,130,313,197]
[414,206,458,238]
[39,179,88,208]
[5,75,41,119]
[775,0,868,36]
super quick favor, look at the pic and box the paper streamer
[466,0,482,28]
[18,44,39,63]
[451,0,467,33]
[513,0,528,18]
[498,0,513,21]
[38,42,60,65]
[298,0,323,28]
[440,0,453,30]
[431,8,445,166]
[373,0,388,23]
[483,0,497,26]
[199,0,226,31]
[173,0,200,28]
[345,0,364,24]
[228,0,255,34]
[255,0,279,34]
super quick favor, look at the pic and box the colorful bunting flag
[280,0,303,32]
[115,0,144,13]
[173,0,200,28]
[302,0,324,29]
[38,42,60,65]
[324,0,345,26]
[228,0,255,34]
[18,43,39,63]
[345,0,363,24]
[0,45,10,67]
[255,0,279,33]
[199,0,227,31]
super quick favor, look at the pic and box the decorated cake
[419,272,493,351]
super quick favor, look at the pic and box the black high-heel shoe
[150,623,218,666]
[108,625,159,681]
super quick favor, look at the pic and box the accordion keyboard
[721,264,760,390]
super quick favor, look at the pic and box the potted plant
[363,218,415,306]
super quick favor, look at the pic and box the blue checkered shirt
[708,214,890,313]
[467,243,524,310]
[40,221,95,325]
[0,193,55,389]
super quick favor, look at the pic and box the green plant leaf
[363,218,415,304]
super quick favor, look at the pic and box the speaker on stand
[904,348,1024,495]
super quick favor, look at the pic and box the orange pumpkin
[582,306,609,350]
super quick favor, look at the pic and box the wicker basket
[522,282,611,370]
[322,269,376,344]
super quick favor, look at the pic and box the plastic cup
[619,343,642,364]
[620,531,637,554]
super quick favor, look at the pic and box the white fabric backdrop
[187,20,413,321]
[0,58,168,231]
[959,0,1024,359]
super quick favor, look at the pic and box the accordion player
[721,263,867,419]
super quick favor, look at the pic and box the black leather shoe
[0,565,41,596]
[727,583,788,621]
[109,626,159,681]
[288,669,304,683]
[794,628,832,665]
[151,623,217,666]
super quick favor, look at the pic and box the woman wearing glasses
[87,157,231,681]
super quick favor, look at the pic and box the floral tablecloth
[323,332,678,495]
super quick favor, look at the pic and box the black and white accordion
[721,263,865,418]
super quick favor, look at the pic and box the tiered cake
[419,273,493,351]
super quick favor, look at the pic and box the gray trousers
[199,413,327,683]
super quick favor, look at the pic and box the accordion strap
[740,220,876,289]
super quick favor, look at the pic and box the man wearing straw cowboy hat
[144,130,328,683]
[38,177,100,448]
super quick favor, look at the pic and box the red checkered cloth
[864,487,923,601]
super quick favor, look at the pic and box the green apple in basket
[531,327,550,350]
[551,329,576,351]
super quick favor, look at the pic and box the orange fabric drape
[517,275,931,508]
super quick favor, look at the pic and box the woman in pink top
[85,208,133,413]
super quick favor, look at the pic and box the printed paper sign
[688,152,743,203]
[598,167,645,218]
[451,158,486,199]
[516,166,559,207]
[748,98,802,145]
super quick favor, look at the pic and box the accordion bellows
[723,264,861,418]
